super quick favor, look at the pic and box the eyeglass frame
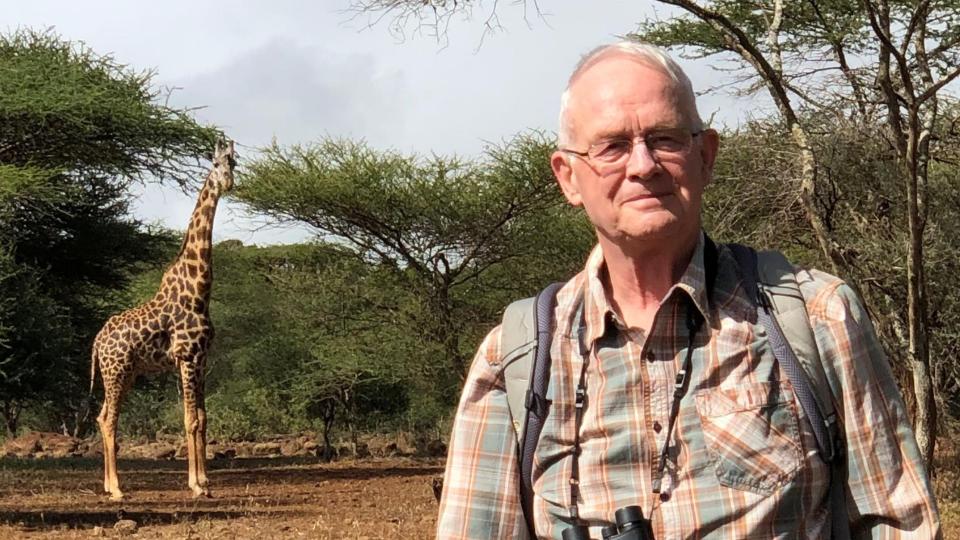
[559,128,705,170]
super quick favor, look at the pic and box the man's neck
[599,228,700,333]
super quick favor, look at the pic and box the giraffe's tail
[89,344,99,396]
[81,345,101,435]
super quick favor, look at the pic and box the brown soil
[0,456,442,539]
[0,437,956,539]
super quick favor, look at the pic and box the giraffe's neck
[163,179,221,300]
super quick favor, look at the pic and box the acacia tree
[234,134,593,394]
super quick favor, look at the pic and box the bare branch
[657,0,800,126]
[926,33,960,59]
[917,66,960,105]
[901,0,932,62]
[782,80,831,110]
[345,0,548,48]
[862,0,917,104]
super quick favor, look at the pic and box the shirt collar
[580,231,713,349]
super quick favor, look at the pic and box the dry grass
[935,434,960,540]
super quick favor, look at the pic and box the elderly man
[436,42,940,539]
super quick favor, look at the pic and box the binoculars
[561,505,654,540]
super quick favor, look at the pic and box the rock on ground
[114,519,138,535]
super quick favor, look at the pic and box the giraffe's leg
[96,400,114,496]
[180,377,198,494]
[194,382,210,494]
[179,359,210,497]
[96,379,127,501]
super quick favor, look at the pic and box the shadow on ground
[1,455,441,476]
[0,509,279,529]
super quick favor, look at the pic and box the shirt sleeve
[436,325,528,540]
[808,278,941,539]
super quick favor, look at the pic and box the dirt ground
[0,454,956,539]
[0,456,443,539]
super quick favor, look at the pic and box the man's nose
[624,139,660,180]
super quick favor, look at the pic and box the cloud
[160,38,408,151]
[132,38,413,246]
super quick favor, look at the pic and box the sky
[4,1,761,245]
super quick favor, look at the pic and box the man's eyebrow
[644,122,687,133]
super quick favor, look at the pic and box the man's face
[551,54,719,250]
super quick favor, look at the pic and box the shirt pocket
[694,381,802,495]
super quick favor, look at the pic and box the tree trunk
[73,396,96,439]
[321,401,336,461]
[434,283,464,379]
[2,400,20,438]
[790,124,842,274]
[911,351,936,466]
[904,125,937,468]
[657,0,941,472]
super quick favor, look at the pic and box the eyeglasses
[560,128,703,171]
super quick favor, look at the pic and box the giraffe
[90,139,236,500]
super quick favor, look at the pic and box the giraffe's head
[208,139,236,196]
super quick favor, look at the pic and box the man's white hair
[557,41,704,147]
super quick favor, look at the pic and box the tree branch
[806,0,869,116]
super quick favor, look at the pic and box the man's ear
[698,129,720,186]
[551,151,583,206]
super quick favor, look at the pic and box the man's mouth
[623,192,672,205]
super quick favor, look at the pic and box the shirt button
[660,492,671,502]
[653,421,662,433]
[645,351,656,362]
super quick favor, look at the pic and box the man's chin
[615,217,683,244]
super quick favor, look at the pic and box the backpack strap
[728,244,839,460]
[501,282,563,537]
[728,244,849,539]
[756,249,840,450]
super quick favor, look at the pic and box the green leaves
[236,134,566,277]
[0,28,219,186]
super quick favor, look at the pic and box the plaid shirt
[437,235,940,539]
